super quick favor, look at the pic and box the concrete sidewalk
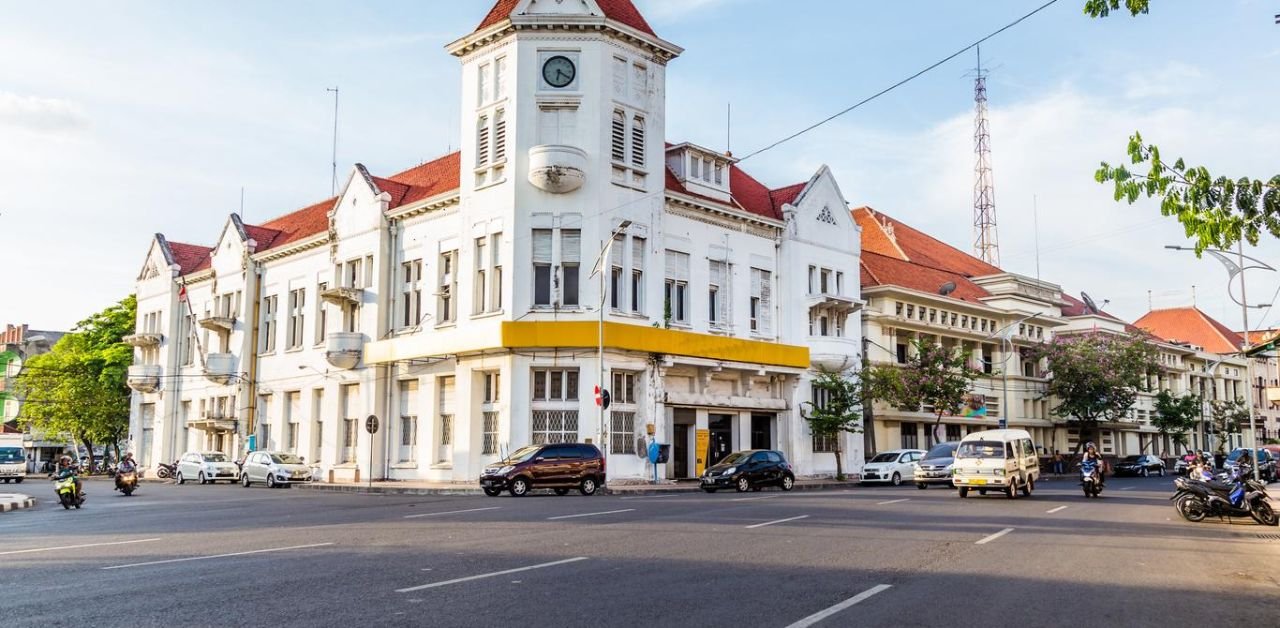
[0,493,36,512]
[298,477,861,496]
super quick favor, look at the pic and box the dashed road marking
[396,557,590,592]
[0,538,162,556]
[876,498,909,505]
[101,542,333,570]
[1046,506,1068,514]
[745,515,809,529]
[731,495,780,502]
[547,509,635,521]
[975,528,1015,545]
[1119,486,1136,491]
[784,584,893,628]
[619,494,683,500]
[404,507,501,519]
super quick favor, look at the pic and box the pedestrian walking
[1052,450,1065,475]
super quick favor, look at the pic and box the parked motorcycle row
[1169,464,1278,526]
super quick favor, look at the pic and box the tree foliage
[1152,390,1200,450]
[1082,0,1148,18]
[14,295,136,467]
[1035,332,1160,446]
[867,339,979,448]
[1207,398,1249,454]
[801,369,866,480]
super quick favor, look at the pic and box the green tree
[1207,398,1248,454]
[867,339,979,448]
[1152,390,1200,453]
[14,295,136,469]
[801,369,866,481]
[1086,1,1280,254]
[1035,332,1160,451]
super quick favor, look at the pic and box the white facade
[127,0,864,482]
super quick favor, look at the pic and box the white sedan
[860,449,926,486]
[176,451,240,485]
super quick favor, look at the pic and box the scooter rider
[115,453,137,492]
[1081,443,1106,486]
[53,455,84,499]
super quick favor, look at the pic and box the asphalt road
[2,474,1277,628]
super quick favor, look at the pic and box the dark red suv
[480,443,606,497]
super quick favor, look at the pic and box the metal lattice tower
[972,47,999,266]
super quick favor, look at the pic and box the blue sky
[3,0,1279,331]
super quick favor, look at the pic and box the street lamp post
[590,220,633,470]
[1166,244,1274,482]
[983,312,1045,433]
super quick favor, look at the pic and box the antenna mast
[326,86,340,197]
[972,46,999,266]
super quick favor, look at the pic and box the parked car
[914,441,959,489]
[701,450,796,493]
[479,443,605,497]
[1112,454,1166,477]
[861,449,926,486]
[176,451,240,485]
[1223,448,1276,482]
[241,451,312,488]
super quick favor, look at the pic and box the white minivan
[952,429,1040,499]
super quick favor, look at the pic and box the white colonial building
[126,0,864,483]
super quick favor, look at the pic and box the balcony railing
[123,332,163,347]
[808,336,860,372]
[198,315,236,332]
[127,364,162,393]
[189,412,237,432]
[325,332,363,369]
[203,353,238,385]
[319,286,363,305]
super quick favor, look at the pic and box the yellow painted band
[500,321,810,368]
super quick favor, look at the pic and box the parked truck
[0,433,28,483]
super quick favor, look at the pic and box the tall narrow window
[285,391,300,453]
[474,237,488,315]
[631,236,645,313]
[533,229,552,306]
[398,380,418,463]
[492,109,507,163]
[437,376,455,464]
[609,234,624,310]
[611,110,626,163]
[315,281,328,344]
[750,268,772,334]
[561,229,581,307]
[400,260,422,328]
[481,371,500,455]
[311,388,324,464]
[477,62,491,104]
[287,288,305,349]
[476,115,490,168]
[630,115,646,168]
[709,260,727,328]
[260,295,277,353]
[664,250,689,325]
[438,251,457,323]
[494,56,507,100]
[341,384,359,464]
[490,232,503,311]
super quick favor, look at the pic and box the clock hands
[556,69,570,83]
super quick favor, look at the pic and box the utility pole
[326,87,340,197]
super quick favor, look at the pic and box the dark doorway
[673,424,690,478]
[751,414,774,450]
[709,414,734,466]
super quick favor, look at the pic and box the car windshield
[1120,455,1142,462]
[203,453,228,462]
[1226,450,1259,462]
[270,453,304,464]
[0,447,23,463]
[719,452,754,465]
[506,446,542,464]
[924,444,956,460]
[956,441,1006,459]
[869,453,900,463]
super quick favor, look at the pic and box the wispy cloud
[0,91,88,133]
[1121,61,1205,101]
[325,31,452,52]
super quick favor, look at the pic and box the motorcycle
[155,460,178,480]
[115,469,139,496]
[51,475,84,510]
[1171,465,1278,526]
[1080,461,1104,498]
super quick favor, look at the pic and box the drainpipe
[244,261,263,454]
[381,222,400,481]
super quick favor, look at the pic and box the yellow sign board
[694,429,710,477]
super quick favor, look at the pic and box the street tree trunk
[834,444,845,481]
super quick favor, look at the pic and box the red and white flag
[178,283,188,303]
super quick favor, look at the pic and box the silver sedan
[241,451,313,488]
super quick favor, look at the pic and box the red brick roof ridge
[474,0,656,37]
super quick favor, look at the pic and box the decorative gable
[816,206,838,226]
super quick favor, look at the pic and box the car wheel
[508,477,530,497]
[579,477,599,496]
[916,483,928,490]
[890,472,902,487]
[1141,468,1148,478]
[735,477,751,493]
[267,474,277,489]
[1158,467,1165,477]
[780,475,794,491]
[483,487,502,497]
[554,488,570,496]
[1006,478,1018,499]
[176,472,185,485]
[1021,476,1034,497]
[242,474,251,488]
[198,472,207,485]
[958,487,969,498]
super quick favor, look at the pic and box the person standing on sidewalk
[1052,450,1065,475]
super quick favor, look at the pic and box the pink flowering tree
[868,339,979,448]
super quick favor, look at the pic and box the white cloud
[0,91,88,133]
[1121,61,1205,100]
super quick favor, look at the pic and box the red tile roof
[384,151,462,206]
[252,198,336,254]
[860,251,991,304]
[1133,307,1244,354]
[768,182,806,209]
[475,0,656,36]
[1243,329,1280,345]
[663,161,799,221]
[167,241,213,275]
[241,224,282,250]
[853,206,1006,304]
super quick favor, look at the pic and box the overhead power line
[738,0,1062,162]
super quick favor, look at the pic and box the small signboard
[365,415,380,434]
[694,429,710,476]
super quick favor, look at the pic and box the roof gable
[475,0,656,37]
[1133,307,1243,354]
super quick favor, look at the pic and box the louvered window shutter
[493,110,506,163]
[611,110,626,163]
[630,115,645,168]
[759,270,772,333]
[532,230,553,264]
[476,116,490,168]
[632,237,645,269]
[561,230,581,264]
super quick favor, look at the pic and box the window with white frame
[284,391,300,453]
[438,250,457,324]
[257,393,272,450]
[315,281,328,344]
[630,236,645,313]
[532,228,580,307]
[481,371,500,455]
[490,232,503,311]
[609,234,645,314]
[474,108,507,186]
[437,376,455,464]
[709,259,729,329]
[400,260,423,329]
[341,384,359,464]
[398,380,418,463]
[474,234,502,315]
[750,268,772,334]
[287,288,305,349]
[311,388,324,464]
[811,386,838,453]
[260,295,277,353]
[483,411,499,456]
[531,368,579,445]
[610,371,640,454]
[182,313,196,366]
[610,108,647,187]
[664,250,689,326]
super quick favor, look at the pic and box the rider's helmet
[1084,442,1097,453]
[59,455,72,466]
[123,452,134,461]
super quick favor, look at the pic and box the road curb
[295,479,860,497]
[0,493,36,512]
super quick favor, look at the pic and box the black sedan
[1112,454,1166,477]
[701,450,796,493]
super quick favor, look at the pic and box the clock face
[542,55,576,88]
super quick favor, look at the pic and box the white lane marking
[620,495,683,500]
[731,495,779,502]
[0,538,162,557]
[396,557,589,593]
[547,509,635,521]
[1120,486,1135,491]
[784,584,893,628]
[745,515,809,529]
[975,527,1015,545]
[404,507,501,519]
[876,498,909,505]
[1046,505,1069,514]
[100,542,333,570]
